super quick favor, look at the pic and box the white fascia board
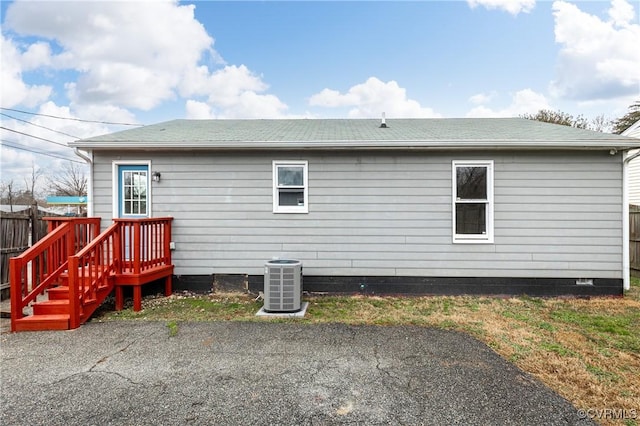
[70,139,640,151]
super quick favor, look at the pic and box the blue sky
[1,0,639,190]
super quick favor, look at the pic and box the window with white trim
[452,160,493,243]
[273,161,308,213]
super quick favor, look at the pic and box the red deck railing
[67,222,120,328]
[115,218,173,275]
[45,217,101,254]
[10,218,101,330]
[10,217,173,331]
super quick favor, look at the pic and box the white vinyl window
[273,161,308,213]
[452,160,494,243]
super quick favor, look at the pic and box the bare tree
[612,101,640,134]
[521,109,587,128]
[23,162,44,204]
[521,109,611,132]
[47,162,88,196]
[590,114,613,133]
[1,180,16,212]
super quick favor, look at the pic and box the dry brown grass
[97,284,640,425]
[325,292,639,426]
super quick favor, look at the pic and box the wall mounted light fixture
[152,172,161,182]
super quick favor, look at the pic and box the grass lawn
[94,279,640,426]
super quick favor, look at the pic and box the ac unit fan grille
[264,261,302,312]
[268,267,296,310]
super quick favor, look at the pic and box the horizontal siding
[629,154,640,205]
[92,150,623,280]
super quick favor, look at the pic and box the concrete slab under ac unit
[255,302,309,318]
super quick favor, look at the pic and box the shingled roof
[70,118,640,151]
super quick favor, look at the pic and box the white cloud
[308,77,441,118]
[0,101,133,186]
[0,146,41,190]
[36,102,124,138]
[609,0,636,27]
[182,65,267,101]
[550,0,640,101]
[468,92,496,105]
[224,91,290,119]
[0,35,52,108]
[466,89,551,117]
[4,0,214,110]
[185,100,214,119]
[21,41,52,70]
[182,65,289,118]
[467,0,535,15]
[4,0,289,120]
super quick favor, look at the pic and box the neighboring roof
[621,119,640,138]
[46,195,88,205]
[0,204,32,214]
[0,205,62,215]
[70,118,640,151]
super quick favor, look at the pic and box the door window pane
[122,170,148,216]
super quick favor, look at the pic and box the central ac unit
[264,259,302,312]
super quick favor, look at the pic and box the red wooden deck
[9,217,174,332]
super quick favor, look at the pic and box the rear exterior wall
[92,150,623,281]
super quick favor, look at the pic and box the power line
[0,112,81,139]
[0,126,70,148]
[0,107,143,127]
[1,139,82,163]
[1,140,84,164]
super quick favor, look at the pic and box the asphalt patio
[0,321,593,425]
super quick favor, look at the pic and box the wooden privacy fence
[0,206,58,293]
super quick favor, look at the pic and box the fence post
[30,203,38,244]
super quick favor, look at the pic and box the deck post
[164,275,172,297]
[66,221,76,259]
[133,221,141,275]
[165,220,172,264]
[113,221,122,274]
[115,287,124,311]
[164,220,172,296]
[133,286,142,311]
[68,256,81,329]
[9,257,24,331]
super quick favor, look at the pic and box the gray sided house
[623,120,640,205]
[70,118,640,296]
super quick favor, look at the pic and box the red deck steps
[10,217,174,332]
[12,314,70,331]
